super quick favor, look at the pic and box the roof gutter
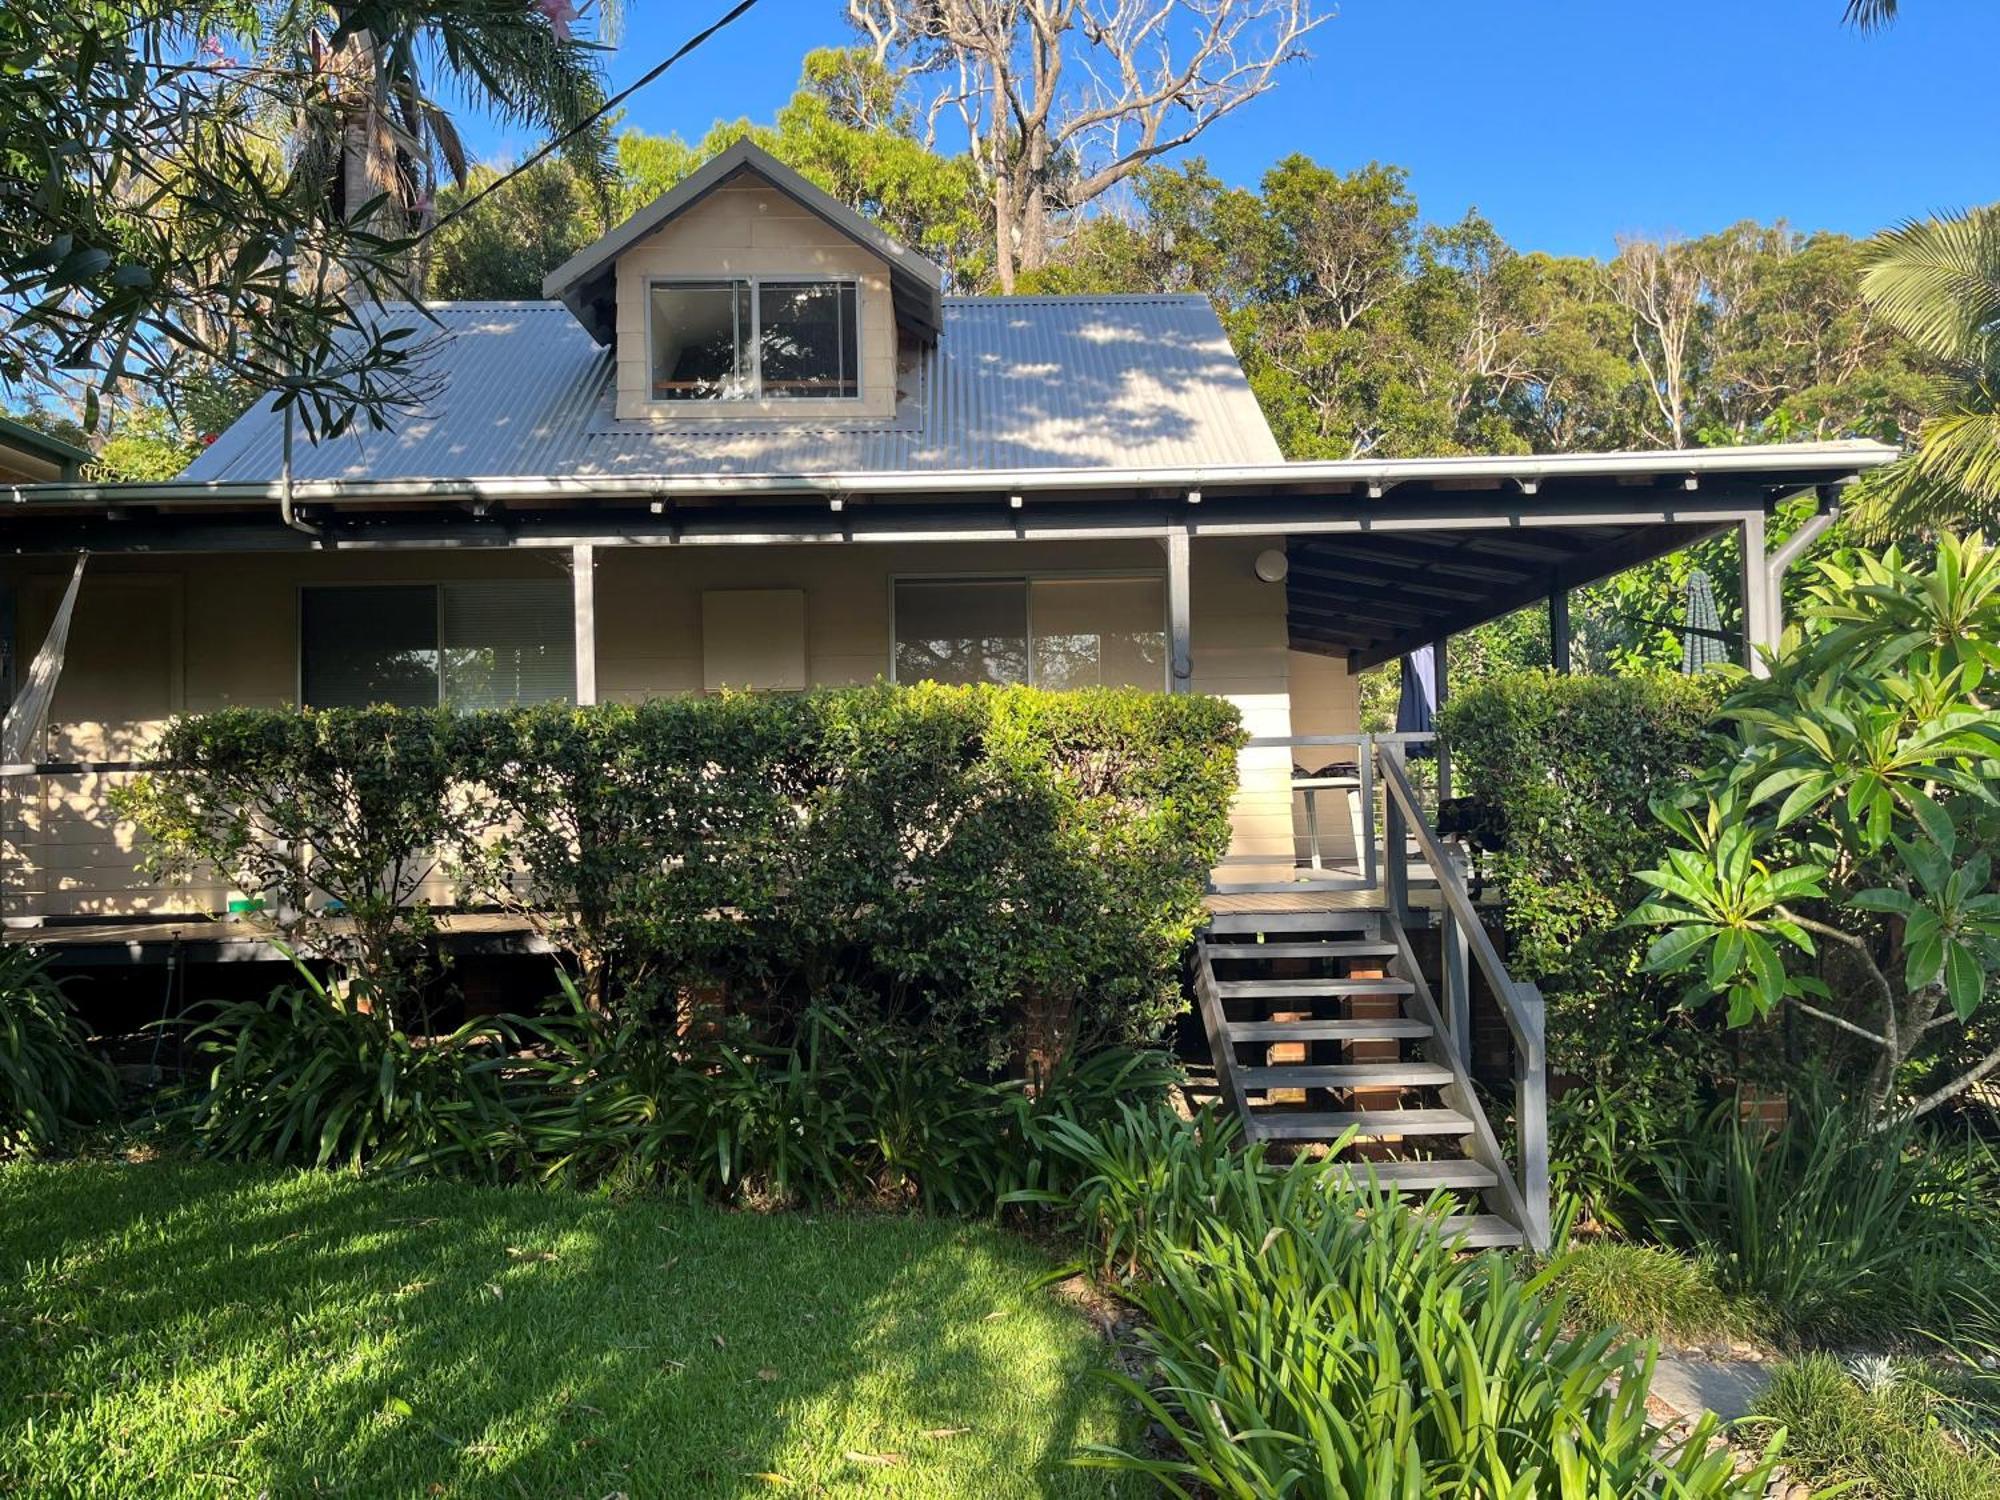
[0,442,1905,510]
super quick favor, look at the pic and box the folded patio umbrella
[1682,568,1729,674]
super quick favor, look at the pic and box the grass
[1754,1353,2000,1500]
[0,1159,1133,1498]
[1544,1241,1764,1347]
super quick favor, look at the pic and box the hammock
[2,554,87,770]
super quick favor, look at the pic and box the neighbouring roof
[183,294,1286,483]
[0,414,88,481]
[542,139,946,344]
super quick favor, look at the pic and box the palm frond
[1859,207,2000,365]
[1843,0,1899,30]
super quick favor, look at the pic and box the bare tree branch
[849,0,1324,287]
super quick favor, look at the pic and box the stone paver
[1650,1355,1773,1423]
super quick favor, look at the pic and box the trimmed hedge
[1437,669,1725,1081]
[122,685,1243,1061]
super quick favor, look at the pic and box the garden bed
[0,1160,1131,1498]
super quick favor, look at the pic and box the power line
[421,0,763,241]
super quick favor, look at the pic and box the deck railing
[1208,731,1440,896]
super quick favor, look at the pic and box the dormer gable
[542,140,943,422]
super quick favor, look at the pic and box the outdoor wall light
[1254,548,1289,584]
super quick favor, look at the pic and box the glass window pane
[1030,578,1167,690]
[757,281,858,398]
[441,581,576,710]
[650,281,750,400]
[894,580,1028,685]
[300,585,439,709]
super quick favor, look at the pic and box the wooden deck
[2,883,1472,965]
[0,911,554,964]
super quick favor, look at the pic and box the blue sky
[472,0,1998,258]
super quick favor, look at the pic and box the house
[0,416,87,485]
[0,141,1898,1247]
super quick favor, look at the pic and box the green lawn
[0,1161,1133,1498]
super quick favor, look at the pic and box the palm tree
[1854,207,2000,537]
[1844,0,1899,28]
[246,3,618,236]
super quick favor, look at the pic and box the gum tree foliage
[424,156,613,301]
[615,49,990,288]
[3,2,418,436]
[1629,534,2000,1123]
[846,0,1323,291]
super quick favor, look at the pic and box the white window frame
[886,570,1172,691]
[294,579,575,710]
[645,274,863,406]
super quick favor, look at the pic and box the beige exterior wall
[2,537,1300,920]
[611,182,899,421]
[1284,647,1367,867]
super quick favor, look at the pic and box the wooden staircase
[1194,905,1538,1250]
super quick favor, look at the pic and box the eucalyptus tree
[847,0,1323,290]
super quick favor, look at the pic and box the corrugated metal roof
[185,294,1284,483]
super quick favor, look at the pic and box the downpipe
[278,403,322,542]
[1760,484,1844,649]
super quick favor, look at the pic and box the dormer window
[648,277,860,403]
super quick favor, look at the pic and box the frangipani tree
[1629,533,2000,1123]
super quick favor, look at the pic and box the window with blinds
[300,581,575,710]
[441,581,577,709]
[891,576,1167,690]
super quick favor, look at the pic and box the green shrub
[465,684,1242,1058]
[1543,1241,1757,1346]
[1549,1080,1680,1237]
[1438,668,1727,1083]
[181,965,532,1176]
[126,686,1242,1063]
[1629,1095,1995,1341]
[1628,533,2000,1124]
[0,949,114,1156]
[1756,1353,2000,1499]
[503,989,1180,1210]
[115,707,475,1030]
[1032,1112,1779,1498]
[178,964,1179,1210]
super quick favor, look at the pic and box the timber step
[1246,1107,1476,1142]
[1193,900,1536,1252]
[1204,940,1399,961]
[1237,1062,1454,1091]
[1327,1160,1499,1192]
[1223,1018,1431,1042]
[1204,912,1383,936]
[1215,977,1413,999]
[1438,1213,1525,1249]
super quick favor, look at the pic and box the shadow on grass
[0,1160,1129,1497]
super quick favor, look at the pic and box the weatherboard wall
[0,539,1326,919]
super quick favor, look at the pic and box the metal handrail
[1378,745,1548,1249]
[1378,749,1539,1055]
